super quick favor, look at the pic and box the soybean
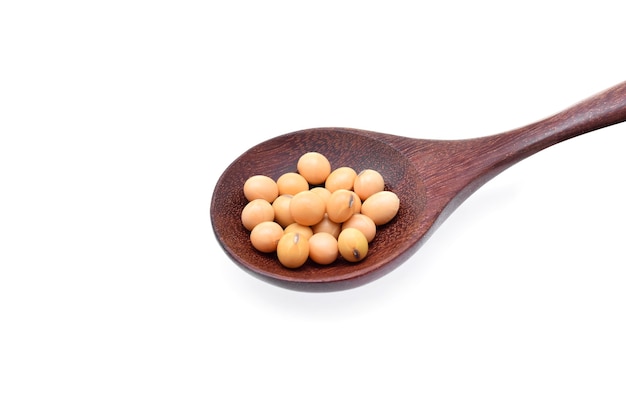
[342,213,376,243]
[361,191,400,225]
[272,194,295,227]
[289,190,326,226]
[312,214,341,238]
[337,228,368,262]
[243,175,279,202]
[241,199,274,231]
[276,172,309,196]
[353,169,385,201]
[310,186,331,206]
[250,221,284,253]
[277,232,310,268]
[326,189,361,223]
[297,152,331,185]
[308,232,339,265]
[325,166,357,192]
[284,223,314,240]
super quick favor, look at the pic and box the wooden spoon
[211,81,626,291]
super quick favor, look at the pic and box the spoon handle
[446,80,626,194]
[384,80,626,222]
[494,80,626,165]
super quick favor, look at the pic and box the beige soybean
[297,152,331,185]
[250,221,284,253]
[310,186,331,206]
[312,214,341,238]
[276,172,309,196]
[353,169,385,201]
[325,166,357,192]
[277,232,309,268]
[337,228,368,262]
[326,189,361,223]
[272,194,295,227]
[243,175,279,202]
[342,213,376,243]
[284,223,314,240]
[241,199,274,231]
[308,232,339,265]
[361,191,400,225]
[350,191,362,213]
[289,190,326,226]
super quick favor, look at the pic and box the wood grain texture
[211,81,626,290]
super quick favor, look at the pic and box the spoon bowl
[211,81,626,290]
[211,128,429,290]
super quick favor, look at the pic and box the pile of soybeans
[241,152,400,268]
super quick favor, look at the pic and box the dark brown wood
[211,81,626,291]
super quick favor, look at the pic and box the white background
[1,1,625,417]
